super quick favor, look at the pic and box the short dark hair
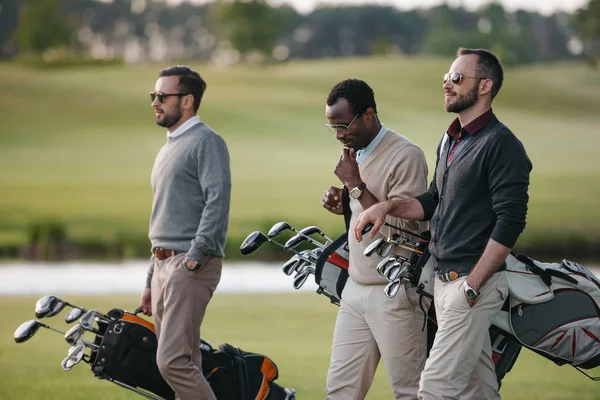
[159,65,206,113]
[457,48,504,99]
[326,79,377,115]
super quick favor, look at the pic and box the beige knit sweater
[348,129,429,285]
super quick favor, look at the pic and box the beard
[155,103,183,128]
[445,83,479,113]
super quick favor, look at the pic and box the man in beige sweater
[321,79,429,400]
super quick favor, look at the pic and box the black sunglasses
[150,92,189,103]
[443,71,481,85]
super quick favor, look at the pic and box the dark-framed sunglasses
[443,71,480,85]
[324,113,360,134]
[150,92,189,103]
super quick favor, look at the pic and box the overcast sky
[167,0,588,15]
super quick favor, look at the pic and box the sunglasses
[443,71,481,85]
[150,92,189,103]
[324,113,360,134]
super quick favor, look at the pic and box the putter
[65,308,85,324]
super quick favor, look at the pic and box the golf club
[298,226,333,245]
[376,256,398,276]
[292,267,315,290]
[240,231,307,256]
[14,319,100,349]
[64,324,86,346]
[65,307,85,324]
[61,343,87,371]
[284,234,324,251]
[384,279,402,299]
[364,238,387,257]
[35,295,87,319]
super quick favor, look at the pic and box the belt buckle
[440,270,460,282]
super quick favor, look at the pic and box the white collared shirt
[167,116,201,140]
[356,124,386,165]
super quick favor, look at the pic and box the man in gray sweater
[353,48,532,399]
[139,65,231,400]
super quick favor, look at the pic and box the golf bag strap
[515,254,578,286]
[342,186,351,231]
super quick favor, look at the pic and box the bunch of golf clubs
[363,224,430,299]
[14,294,111,372]
[240,221,334,290]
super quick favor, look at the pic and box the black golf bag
[90,308,295,400]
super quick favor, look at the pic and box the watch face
[466,288,477,299]
[185,258,198,271]
[349,188,362,199]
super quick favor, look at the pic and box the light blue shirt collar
[356,124,386,165]
[167,116,201,140]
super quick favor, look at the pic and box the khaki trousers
[418,271,508,400]
[326,278,429,400]
[151,253,222,400]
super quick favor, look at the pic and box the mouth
[340,140,353,149]
[154,109,164,117]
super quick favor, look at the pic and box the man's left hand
[334,148,361,188]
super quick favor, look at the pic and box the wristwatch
[183,257,200,272]
[349,182,367,199]
[463,281,480,300]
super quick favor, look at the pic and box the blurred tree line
[0,0,598,65]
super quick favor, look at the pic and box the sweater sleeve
[187,134,232,262]
[487,133,532,248]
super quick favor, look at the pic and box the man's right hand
[322,186,344,215]
[139,287,152,316]
[353,201,391,242]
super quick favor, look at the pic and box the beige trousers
[151,253,222,400]
[418,271,508,400]
[326,278,429,400]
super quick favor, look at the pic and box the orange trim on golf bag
[120,314,156,333]
[256,358,278,400]
[327,252,349,269]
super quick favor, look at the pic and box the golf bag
[409,246,600,380]
[91,308,295,399]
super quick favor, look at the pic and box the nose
[335,130,347,141]
[151,98,160,107]
[443,80,453,90]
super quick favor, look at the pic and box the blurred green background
[0,0,599,261]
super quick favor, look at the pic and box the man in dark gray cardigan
[353,48,532,399]
[139,66,231,400]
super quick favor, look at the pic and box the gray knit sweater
[416,115,532,275]
[145,122,231,287]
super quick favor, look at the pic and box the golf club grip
[134,307,143,315]
[362,223,373,235]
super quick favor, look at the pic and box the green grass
[1,293,599,399]
[0,55,599,258]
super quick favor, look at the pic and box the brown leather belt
[153,247,180,261]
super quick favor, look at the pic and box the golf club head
[298,226,320,236]
[364,238,386,257]
[282,256,300,276]
[267,221,293,238]
[384,279,402,299]
[35,295,59,318]
[61,343,85,371]
[376,256,397,276]
[376,242,394,258]
[284,234,306,251]
[45,300,66,318]
[382,261,401,279]
[309,247,323,258]
[78,310,96,331]
[293,271,309,290]
[14,320,44,343]
[64,324,85,345]
[240,231,269,255]
[65,308,84,324]
[294,259,310,274]
[386,264,409,282]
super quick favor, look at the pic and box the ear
[479,78,493,97]
[364,107,375,121]
[183,94,195,111]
